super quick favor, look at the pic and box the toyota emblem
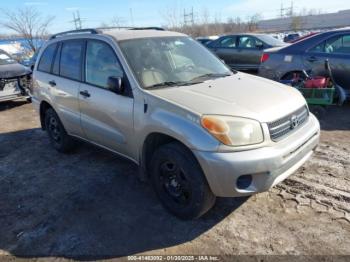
[290,115,299,129]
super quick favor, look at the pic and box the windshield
[258,35,286,47]
[0,51,16,65]
[119,36,232,89]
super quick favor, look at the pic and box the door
[210,36,237,68]
[36,41,84,137]
[304,34,350,91]
[235,36,264,70]
[79,40,135,158]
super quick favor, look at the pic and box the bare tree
[160,5,181,28]
[111,16,127,28]
[1,7,54,53]
[246,13,261,32]
[290,16,304,31]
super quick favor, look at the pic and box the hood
[0,63,31,79]
[151,72,306,123]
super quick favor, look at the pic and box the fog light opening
[236,175,252,190]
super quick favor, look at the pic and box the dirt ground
[0,99,349,260]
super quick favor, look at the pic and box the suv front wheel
[150,142,216,219]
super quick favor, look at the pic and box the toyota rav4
[32,28,320,219]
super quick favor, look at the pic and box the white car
[0,50,31,102]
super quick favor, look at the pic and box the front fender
[141,107,220,152]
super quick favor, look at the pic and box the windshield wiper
[144,74,230,89]
[145,80,204,89]
[189,73,232,82]
[145,81,187,89]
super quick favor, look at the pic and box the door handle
[307,56,318,62]
[79,90,90,98]
[48,80,56,87]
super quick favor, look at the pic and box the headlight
[201,115,264,146]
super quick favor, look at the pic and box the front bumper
[0,80,22,102]
[194,114,320,197]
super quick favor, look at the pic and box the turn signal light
[201,116,232,145]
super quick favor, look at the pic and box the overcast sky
[0,0,349,34]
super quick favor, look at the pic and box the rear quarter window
[38,43,57,73]
[60,41,84,81]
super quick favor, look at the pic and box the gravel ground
[0,100,349,260]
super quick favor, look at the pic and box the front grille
[268,106,309,141]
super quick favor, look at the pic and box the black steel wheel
[150,142,216,219]
[44,108,76,153]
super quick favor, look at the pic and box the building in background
[258,9,350,32]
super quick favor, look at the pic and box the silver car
[32,28,320,219]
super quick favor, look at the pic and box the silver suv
[32,28,320,219]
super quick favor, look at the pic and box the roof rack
[49,26,166,40]
[96,26,165,31]
[49,28,100,40]
[130,27,165,31]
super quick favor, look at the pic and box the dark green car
[207,33,286,71]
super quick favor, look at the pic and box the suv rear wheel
[44,108,76,153]
[150,142,216,219]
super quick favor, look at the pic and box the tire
[150,142,216,220]
[281,71,306,81]
[44,108,76,153]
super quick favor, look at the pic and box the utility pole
[70,10,82,30]
[290,0,294,16]
[129,8,134,27]
[183,7,194,26]
[280,3,283,18]
[278,1,294,17]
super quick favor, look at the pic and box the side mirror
[107,76,124,94]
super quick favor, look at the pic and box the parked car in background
[197,38,212,45]
[32,28,320,219]
[284,33,300,43]
[196,36,219,46]
[259,28,350,99]
[207,33,287,71]
[289,32,318,43]
[0,50,32,102]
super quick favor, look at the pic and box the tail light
[261,53,270,63]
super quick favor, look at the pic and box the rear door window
[310,34,350,54]
[38,43,57,73]
[218,36,236,48]
[52,43,61,75]
[238,36,262,49]
[60,41,84,81]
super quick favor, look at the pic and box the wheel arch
[142,133,181,175]
[280,70,305,80]
[141,132,202,177]
[39,100,54,130]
